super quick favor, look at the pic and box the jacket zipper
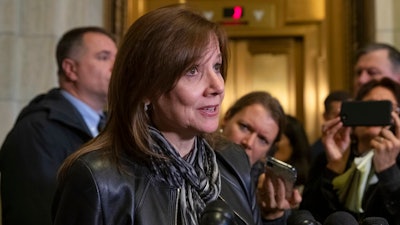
[174,188,180,225]
[219,196,249,225]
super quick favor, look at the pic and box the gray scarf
[149,126,221,225]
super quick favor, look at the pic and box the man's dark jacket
[0,88,93,225]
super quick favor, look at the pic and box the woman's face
[354,86,398,152]
[222,103,279,166]
[275,134,293,162]
[152,37,224,141]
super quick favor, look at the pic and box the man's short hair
[324,90,352,113]
[56,26,115,76]
[355,43,400,73]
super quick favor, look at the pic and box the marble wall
[375,0,400,47]
[376,0,393,43]
[0,0,104,145]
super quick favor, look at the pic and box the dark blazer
[0,88,93,225]
[52,140,285,225]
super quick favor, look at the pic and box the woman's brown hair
[223,91,286,144]
[355,77,400,103]
[58,4,229,178]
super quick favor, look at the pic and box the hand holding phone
[264,157,297,198]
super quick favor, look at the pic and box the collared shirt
[60,90,103,137]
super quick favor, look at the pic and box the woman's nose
[242,133,257,149]
[205,70,224,96]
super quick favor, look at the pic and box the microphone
[323,211,358,225]
[361,217,389,225]
[287,210,321,225]
[200,199,236,225]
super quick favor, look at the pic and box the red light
[232,6,243,19]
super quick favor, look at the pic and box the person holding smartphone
[220,91,302,221]
[300,77,400,224]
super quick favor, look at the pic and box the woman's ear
[143,99,151,111]
[219,117,228,133]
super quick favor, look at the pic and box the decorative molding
[104,0,127,44]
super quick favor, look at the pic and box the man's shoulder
[17,88,65,116]
[16,88,83,125]
[3,88,91,142]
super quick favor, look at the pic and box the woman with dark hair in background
[220,91,302,221]
[274,115,311,192]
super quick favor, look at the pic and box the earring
[144,102,150,111]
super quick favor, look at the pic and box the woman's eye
[238,123,249,131]
[187,66,198,76]
[214,63,222,72]
[258,136,268,146]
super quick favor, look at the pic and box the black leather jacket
[52,141,284,225]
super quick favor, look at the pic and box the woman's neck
[357,140,372,156]
[161,131,196,157]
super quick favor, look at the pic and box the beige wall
[0,0,104,145]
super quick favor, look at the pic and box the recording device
[287,210,321,225]
[361,217,389,225]
[340,100,392,127]
[323,211,358,225]
[200,199,236,225]
[265,157,297,198]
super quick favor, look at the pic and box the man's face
[354,49,400,92]
[323,101,342,121]
[72,32,117,110]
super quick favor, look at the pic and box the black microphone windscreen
[287,210,321,225]
[200,199,235,225]
[362,217,389,225]
[323,211,358,225]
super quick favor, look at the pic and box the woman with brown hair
[220,91,302,220]
[52,4,289,225]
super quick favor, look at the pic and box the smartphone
[265,157,297,198]
[340,100,392,127]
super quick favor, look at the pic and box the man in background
[354,42,400,92]
[314,43,400,160]
[310,90,352,162]
[313,43,400,160]
[0,26,117,225]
